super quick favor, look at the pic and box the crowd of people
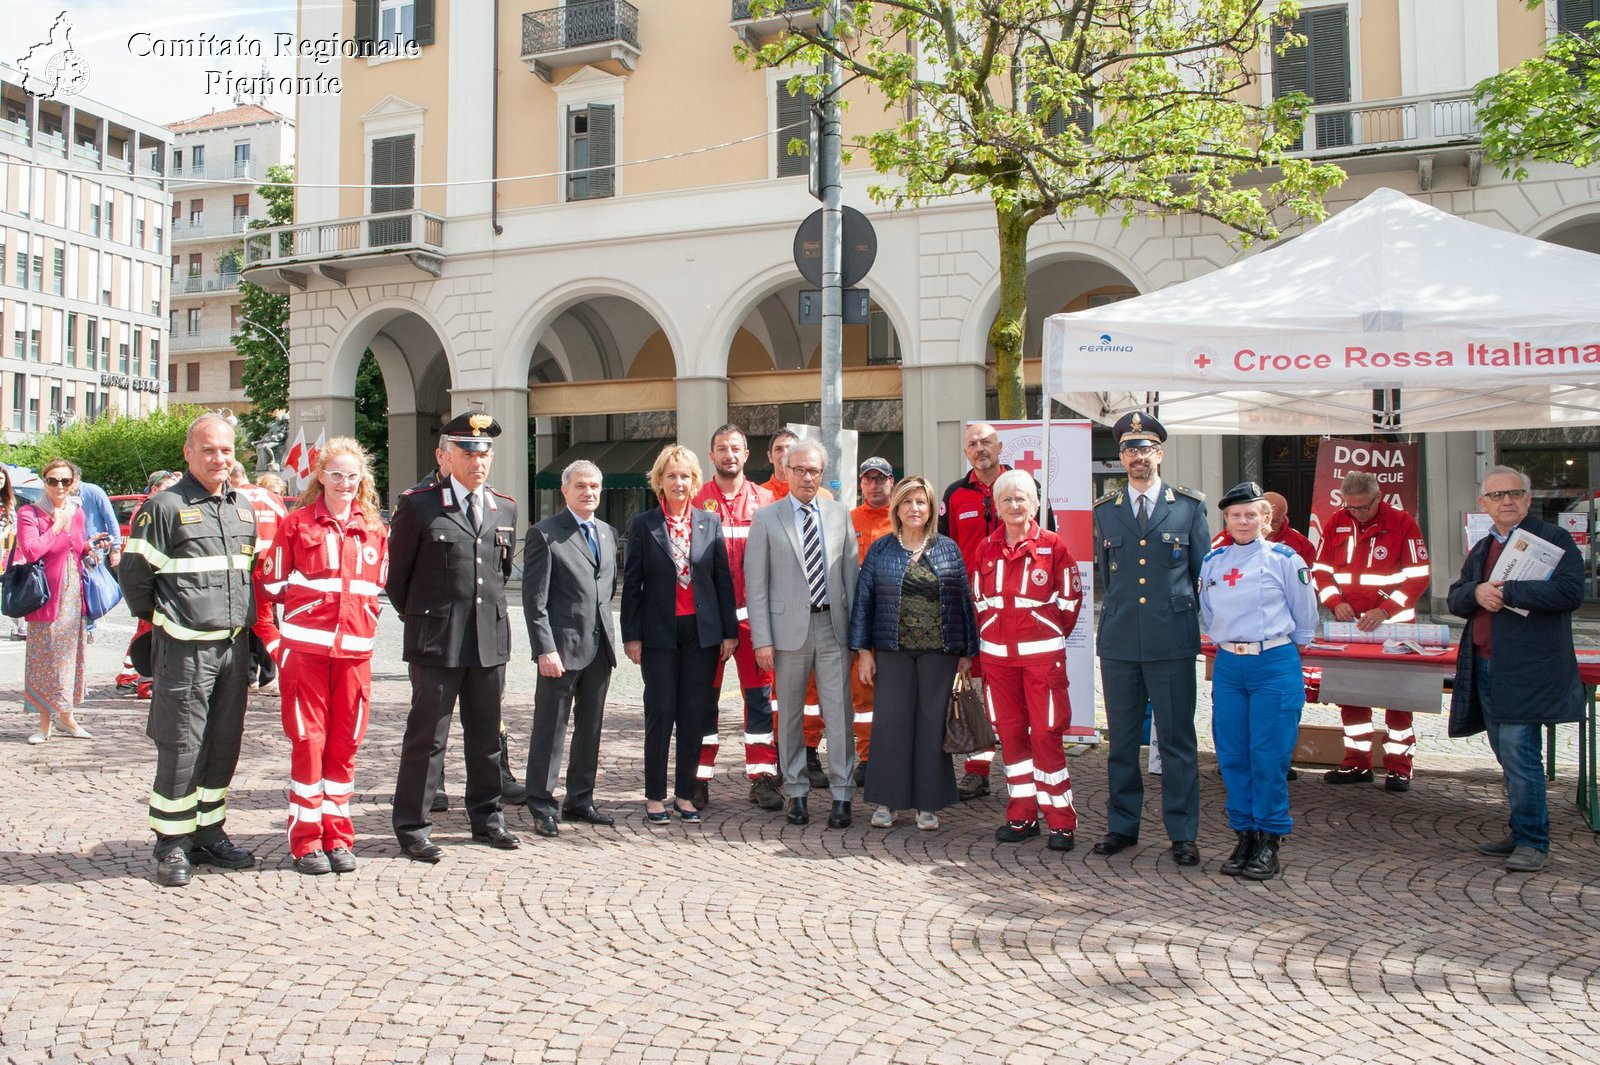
[9,406,1584,886]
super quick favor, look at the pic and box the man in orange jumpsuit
[845,457,896,785]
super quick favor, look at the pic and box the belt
[1219,636,1291,656]
[809,604,830,613]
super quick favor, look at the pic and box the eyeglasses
[1343,498,1378,513]
[322,471,363,485]
[44,476,74,488]
[1483,489,1528,502]
[1119,445,1159,456]
[789,466,823,480]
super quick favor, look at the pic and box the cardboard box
[1293,723,1388,767]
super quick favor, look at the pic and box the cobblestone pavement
[5,612,1600,1064]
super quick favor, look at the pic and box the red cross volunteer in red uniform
[1311,470,1432,791]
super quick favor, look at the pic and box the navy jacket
[848,533,977,656]
[1093,482,1209,662]
[621,506,738,652]
[1447,514,1585,734]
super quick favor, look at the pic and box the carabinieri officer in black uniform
[1091,411,1211,866]
[390,411,522,860]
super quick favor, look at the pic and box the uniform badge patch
[363,545,379,565]
[1298,568,1311,584]
[178,508,202,525]
[1373,545,1389,561]
[1030,569,1049,586]
[237,508,253,522]
[703,500,719,512]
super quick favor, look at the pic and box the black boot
[805,747,829,789]
[499,730,526,806]
[1241,833,1282,881]
[1221,830,1257,877]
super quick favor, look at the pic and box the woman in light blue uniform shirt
[1200,482,1319,881]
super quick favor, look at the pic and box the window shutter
[776,85,813,177]
[414,0,436,46]
[354,0,377,55]
[1560,0,1599,32]
[1309,8,1350,104]
[587,104,615,199]
[1271,18,1310,101]
[371,135,415,214]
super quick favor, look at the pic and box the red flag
[284,428,307,489]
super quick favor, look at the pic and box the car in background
[111,495,146,540]
[6,466,42,508]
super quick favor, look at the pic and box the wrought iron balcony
[239,209,446,294]
[521,0,641,82]
[730,0,819,47]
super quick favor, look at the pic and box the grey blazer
[746,496,858,651]
[521,509,618,672]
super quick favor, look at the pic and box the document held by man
[1487,526,1564,616]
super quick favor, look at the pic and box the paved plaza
[5,612,1600,1064]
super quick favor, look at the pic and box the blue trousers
[1211,644,1303,835]
[1474,656,1549,852]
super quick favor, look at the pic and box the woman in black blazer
[622,444,738,825]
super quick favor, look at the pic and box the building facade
[164,104,294,414]
[0,63,170,441]
[245,1,1600,601]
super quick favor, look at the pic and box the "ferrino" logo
[1078,333,1134,353]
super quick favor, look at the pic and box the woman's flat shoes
[673,801,703,825]
[645,808,671,826]
[53,717,91,739]
[26,731,48,745]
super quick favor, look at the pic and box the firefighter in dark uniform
[120,413,259,888]
[389,412,523,860]
[1091,411,1211,866]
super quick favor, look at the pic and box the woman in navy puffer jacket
[848,475,977,829]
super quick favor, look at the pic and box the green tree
[235,164,295,442]
[0,405,206,492]
[1474,9,1600,178]
[740,0,1344,417]
[353,348,390,502]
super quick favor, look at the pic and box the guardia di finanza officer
[389,412,522,860]
[1091,412,1210,866]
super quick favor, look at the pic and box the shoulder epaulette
[1093,490,1121,507]
[1173,485,1205,502]
[401,480,441,497]
[1270,542,1298,559]
[488,486,515,501]
[1202,544,1226,563]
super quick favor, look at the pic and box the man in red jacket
[1312,471,1432,791]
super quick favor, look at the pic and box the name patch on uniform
[178,508,203,525]
[496,525,514,533]
[959,510,980,521]
[237,508,254,522]
[1036,547,1052,555]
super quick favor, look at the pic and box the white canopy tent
[1042,188,1600,434]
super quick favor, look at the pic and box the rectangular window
[775,85,813,178]
[167,360,177,393]
[65,312,77,365]
[11,330,22,360]
[566,105,615,201]
[150,338,160,380]
[100,333,109,370]
[356,0,434,50]
[51,248,63,295]
[30,254,43,291]
[29,329,41,362]
[172,148,183,174]
[187,308,202,334]
[132,328,143,375]
[171,201,181,224]
[27,393,38,433]
[119,342,129,373]
[85,317,98,359]
[186,362,200,391]
[229,359,245,390]
[380,0,416,47]
[1559,0,1598,34]
[13,251,24,287]
[191,146,205,172]
[135,218,145,247]
[369,134,416,246]
[1272,6,1351,149]
[11,376,23,432]
[83,390,96,421]
[189,199,203,225]
[89,202,101,237]
[154,224,163,253]
[233,142,251,176]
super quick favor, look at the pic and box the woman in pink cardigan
[17,459,110,744]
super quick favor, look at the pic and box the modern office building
[0,62,170,441]
[243,2,1600,599]
[165,104,294,413]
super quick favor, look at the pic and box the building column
[676,376,728,463]
[286,395,355,455]
[1422,430,1478,613]
[900,361,988,494]
[386,412,433,498]
[451,386,530,529]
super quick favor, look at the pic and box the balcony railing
[170,270,242,297]
[171,159,259,183]
[730,0,820,45]
[71,142,101,165]
[0,117,29,146]
[170,329,235,352]
[240,209,447,294]
[1295,91,1481,156]
[171,216,251,242]
[521,0,641,81]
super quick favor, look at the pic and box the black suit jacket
[387,478,517,668]
[621,506,738,651]
[522,509,618,671]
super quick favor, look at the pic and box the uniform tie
[801,503,827,608]
[582,520,599,562]
[464,490,480,533]
[1136,492,1149,533]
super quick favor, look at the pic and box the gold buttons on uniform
[1139,539,1147,546]
[1139,597,1147,604]
[1139,578,1146,585]
[1138,559,1146,566]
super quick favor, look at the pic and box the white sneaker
[26,731,48,745]
[1147,745,1164,775]
[916,811,939,831]
[870,806,893,828]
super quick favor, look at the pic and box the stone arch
[498,278,684,390]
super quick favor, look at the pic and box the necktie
[583,520,599,562]
[801,503,827,608]
[464,491,479,533]
[1136,493,1149,533]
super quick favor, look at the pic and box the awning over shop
[1042,188,1600,435]
[534,439,673,490]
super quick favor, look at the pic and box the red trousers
[701,619,777,780]
[1339,705,1416,775]
[281,652,372,857]
[981,655,1076,831]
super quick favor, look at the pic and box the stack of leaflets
[1487,526,1564,617]
[1323,621,1450,646]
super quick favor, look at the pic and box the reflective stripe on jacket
[254,498,389,659]
[972,522,1083,662]
[1311,502,1430,621]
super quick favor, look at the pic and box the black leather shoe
[431,790,450,813]
[1385,772,1412,793]
[1221,831,1257,877]
[1091,831,1138,856]
[854,761,867,787]
[155,851,192,887]
[749,776,784,811]
[1170,841,1201,866]
[293,850,332,876]
[401,839,443,863]
[995,819,1040,843]
[1241,833,1282,881]
[326,847,357,874]
[805,749,829,789]
[1047,829,1075,852]
[1286,767,1300,782]
[1324,766,1374,785]
[531,815,560,838]
[786,797,810,825]
[472,827,522,850]
[692,781,710,810]
[190,836,255,870]
[827,800,852,829]
[562,805,615,826]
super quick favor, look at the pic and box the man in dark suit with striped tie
[746,439,860,828]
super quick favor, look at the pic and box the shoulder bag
[943,669,996,755]
[1,531,49,620]
[81,553,123,623]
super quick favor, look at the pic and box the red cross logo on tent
[1189,346,1218,377]
[1012,449,1043,478]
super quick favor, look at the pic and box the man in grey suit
[520,460,619,839]
[747,439,860,828]
[1092,411,1210,866]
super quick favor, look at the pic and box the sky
[5,1,304,127]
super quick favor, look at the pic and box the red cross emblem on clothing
[1222,568,1244,586]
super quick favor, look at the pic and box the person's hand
[855,649,875,686]
[754,645,774,672]
[1474,580,1505,613]
[1356,607,1388,632]
[957,657,972,677]
[1332,603,1357,623]
[624,640,642,666]
[720,638,737,661]
[82,550,99,568]
[537,651,565,678]
[50,499,78,534]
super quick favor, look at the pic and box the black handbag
[1,536,50,620]
[943,671,996,755]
